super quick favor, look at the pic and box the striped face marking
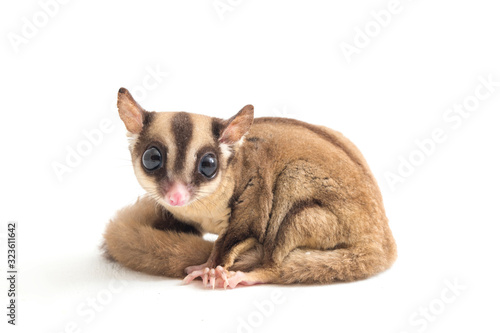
[117,87,254,230]
[171,112,193,173]
[129,111,228,209]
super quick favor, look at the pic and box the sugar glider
[103,88,397,288]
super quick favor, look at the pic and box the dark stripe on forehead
[131,111,156,158]
[211,117,225,142]
[142,111,155,130]
[171,112,193,172]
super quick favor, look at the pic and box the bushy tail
[102,197,214,278]
[103,197,396,283]
[102,196,264,278]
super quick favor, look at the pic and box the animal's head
[117,88,253,208]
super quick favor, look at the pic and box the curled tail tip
[99,239,117,262]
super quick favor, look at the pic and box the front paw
[183,265,230,289]
[184,262,210,275]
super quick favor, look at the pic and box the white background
[1,1,499,332]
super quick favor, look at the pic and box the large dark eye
[142,147,162,171]
[198,153,217,178]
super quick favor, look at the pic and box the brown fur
[102,196,263,277]
[103,88,397,285]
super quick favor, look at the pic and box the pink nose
[165,182,190,207]
[169,192,185,206]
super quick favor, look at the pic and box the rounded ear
[117,87,146,134]
[219,105,254,144]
